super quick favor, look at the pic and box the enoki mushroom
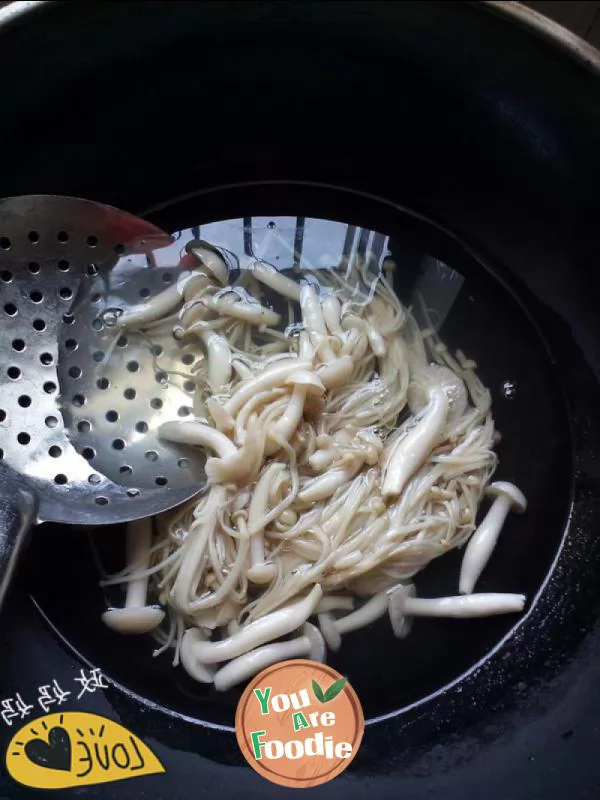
[101,239,527,690]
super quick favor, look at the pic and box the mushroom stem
[179,296,212,329]
[247,462,285,584]
[322,295,343,335]
[300,284,338,363]
[252,262,301,301]
[298,331,315,361]
[231,358,253,380]
[300,284,328,338]
[265,386,307,456]
[117,283,183,330]
[366,323,386,357]
[180,628,217,683]
[459,482,527,594]
[333,550,363,570]
[191,584,323,663]
[224,360,311,416]
[315,595,355,613]
[213,622,325,691]
[381,385,448,497]
[172,486,227,611]
[203,295,281,327]
[316,355,354,389]
[102,518,165,634]
[308,448,335,472]
[389,586,526,636]
[205,426,262,485]
[125,519,153,606]
[318,592,389,651]
[158,420,236,458]
[297,464,361,504]
[199,330,232,391]
[403,593,526,617]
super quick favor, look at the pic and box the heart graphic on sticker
[24,726,71,771]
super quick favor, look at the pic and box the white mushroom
[308,448,335,472]
[299,283,329,339]
[231,358,253,380]
[160,419,261,485]
[315,595,355,613]
[204,427,262,485]
[322,294,343,335]
[104,233,528,686]
[191,599,240,630]
[191,584,323,663]
[158,420,237,458]
[365,323,386,357]
[297,462,362,504]
[317,592,389,651]
[185,240,230,285]
[381,384,448,497]
[333,550,363,570]
[459,482,527,594]
[389,587,526,637]
[102,519,165,634]
[198,330,232,391]
[408,364,468,425]
[207,397,235,432]
[252,262,301,301]
[224,360,312,416]
[180,628,217,683]
[178,297,211,330]
[213,623,325,691]
[387,584,416,638]
[202,294,281,327]
[316,355,354,389]
[247,462,285,584]
[264,371,325,456]
[116,283,184,330]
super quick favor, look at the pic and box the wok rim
[2,1,600,76]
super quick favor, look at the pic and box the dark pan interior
[24,185,571,726]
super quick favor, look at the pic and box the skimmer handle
[0,478,38,609]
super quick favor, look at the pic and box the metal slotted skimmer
[0,195,206,607]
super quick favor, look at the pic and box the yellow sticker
[5,711,165,790]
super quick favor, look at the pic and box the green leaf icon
[312,677,348,703]
[312,679,325,703]
[323,677,347,702]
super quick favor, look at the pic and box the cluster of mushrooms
[100,238,527,691]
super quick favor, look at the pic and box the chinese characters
[1,668,108,726]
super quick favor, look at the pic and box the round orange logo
[235,659,364,788]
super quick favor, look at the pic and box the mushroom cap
[247,562,278,585]
[285,370,326,396]
[176,269,210,298]
[302,622,327,662]
[408,364,467,422]
[317,612,342,651]
[387,584,417,638]
[185,239,229,285]
[180,628,217,684]
[486,481,527,513]
[102,606,165,635]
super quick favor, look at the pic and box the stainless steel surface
[0,195,204,528]
[60,252,207,493]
